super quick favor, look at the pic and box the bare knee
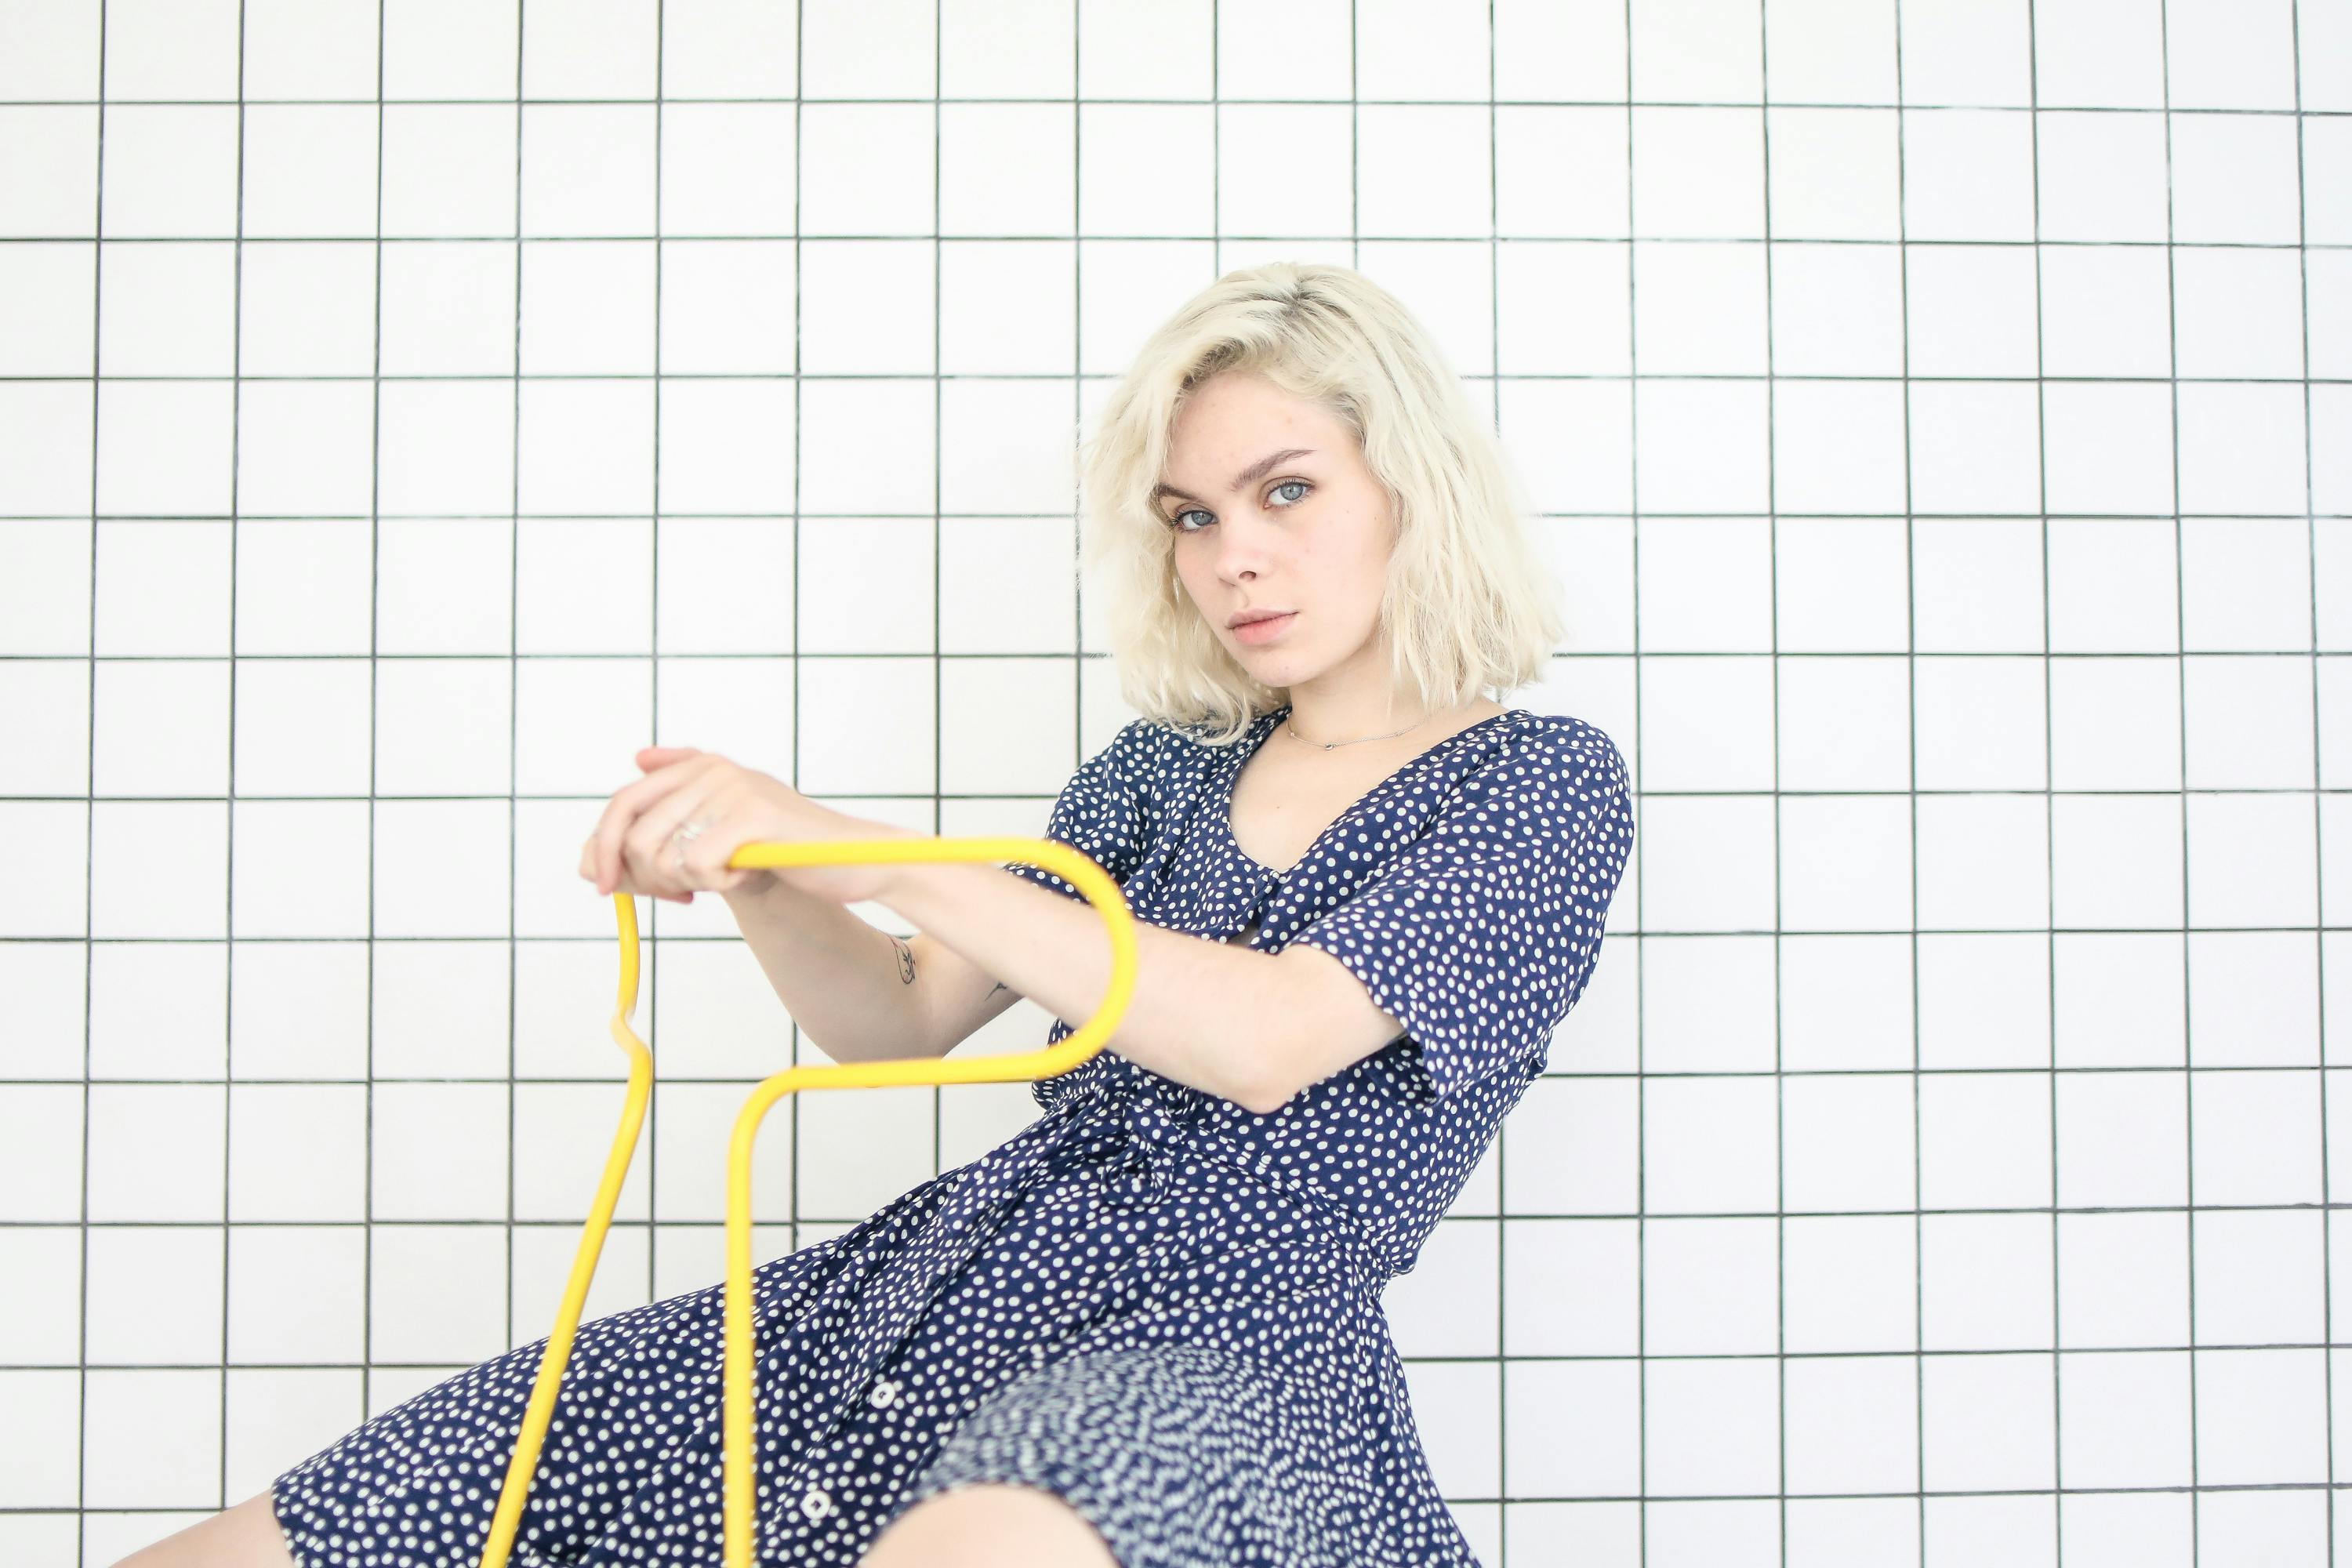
[107,1488,296,1568]
[861,1482,1117,1568]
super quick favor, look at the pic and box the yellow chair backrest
[476,837,1138,1568]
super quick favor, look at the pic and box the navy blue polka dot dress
[268,703,1635,1568]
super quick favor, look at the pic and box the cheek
[1292,517,1380,590]
[1171,548,1210,604]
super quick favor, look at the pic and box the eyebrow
[1150,448,1317,509]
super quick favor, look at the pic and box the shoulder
[1490,710,1629,793]
[1104,713,1236,783]
[1456,713,1633,843]
[1097,717,1186,782]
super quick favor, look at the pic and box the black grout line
[20,360,2351,378]
[213,0,246,1517]
[503,0,523,1365]
[13,1029,2349,1152]
[19,1341,2352,1365]
[1063,0,1095,1174]
[928,0,943,1254]
[23,1482,2321,1522]
[1758,5,1787,1565]
[6,93,2344,114]
[789,0,804,1280]
[26,778,2352,805]
[1621,0,1646,1558]
[1483,1,1508,1555]
[2157,10,2201,1564]
[1907,4,2015,1562]
[9,234,2350,249]
[358,0,383,1461]
[17,649,2352,666]
[12,1201,2346,1230]
[22,1062,2352,1084]
[73,6,107,1558]
[2289,2,2335,1559]
[646,0,664,1312]
[1905,0,1933,1562]
[2027,7,2066,1563]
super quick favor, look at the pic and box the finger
[673,785,765,895]
[621,771,734,895]
[581,836,622,891]
[693,778,794,894]
[653,775,776,896]
[583,843,664,900]
[592,753,721,895]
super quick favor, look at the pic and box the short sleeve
[1002,720,1155,902]
[1286,722,1635,1101]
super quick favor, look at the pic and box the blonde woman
[122,263,1635,1568]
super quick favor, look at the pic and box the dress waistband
[1044,1066,1403,1290]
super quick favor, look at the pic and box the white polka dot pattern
[267,705,1634,1568]
[899,1344,1374,1566]
[1286,723,1634,1100]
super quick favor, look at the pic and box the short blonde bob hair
[1077,261,1566,747]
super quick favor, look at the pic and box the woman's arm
[873,858,1293,1113]
[720,873,945,1064]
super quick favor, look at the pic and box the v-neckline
[1216,705,1521,881]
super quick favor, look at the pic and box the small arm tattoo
[892,933,1018,1011]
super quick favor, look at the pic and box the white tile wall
[2,0,2347,1563]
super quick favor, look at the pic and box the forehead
[1160,411,1354,486]
[1169,371,1330,437]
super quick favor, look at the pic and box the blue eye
[1169,479,1312,534]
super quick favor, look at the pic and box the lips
[1231,611,1296,644]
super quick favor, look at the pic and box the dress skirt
[267,1083,1476,1568]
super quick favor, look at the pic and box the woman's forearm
[871,858,1286,1111]
[720,873,934,1063]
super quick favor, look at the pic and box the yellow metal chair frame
[474,837,1138,1568]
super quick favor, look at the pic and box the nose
[1210,509,1281,575]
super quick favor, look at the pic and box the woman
[118,262,1635,1568]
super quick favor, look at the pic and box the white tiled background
[4,0,2350,1563]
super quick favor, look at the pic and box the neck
[1278,695,1478,750]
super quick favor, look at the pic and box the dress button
[868,1378,900,1409]
[800,1485,832,1523]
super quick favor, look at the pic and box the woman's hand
[578,746,913,907]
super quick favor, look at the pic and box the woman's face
[1153,372,1395,689]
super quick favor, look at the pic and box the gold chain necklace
[1282,710,1438,750]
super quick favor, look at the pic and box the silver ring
[668,817,710,874]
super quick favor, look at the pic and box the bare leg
[860,1482,1119,1568]
[105,1489,296,1568]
